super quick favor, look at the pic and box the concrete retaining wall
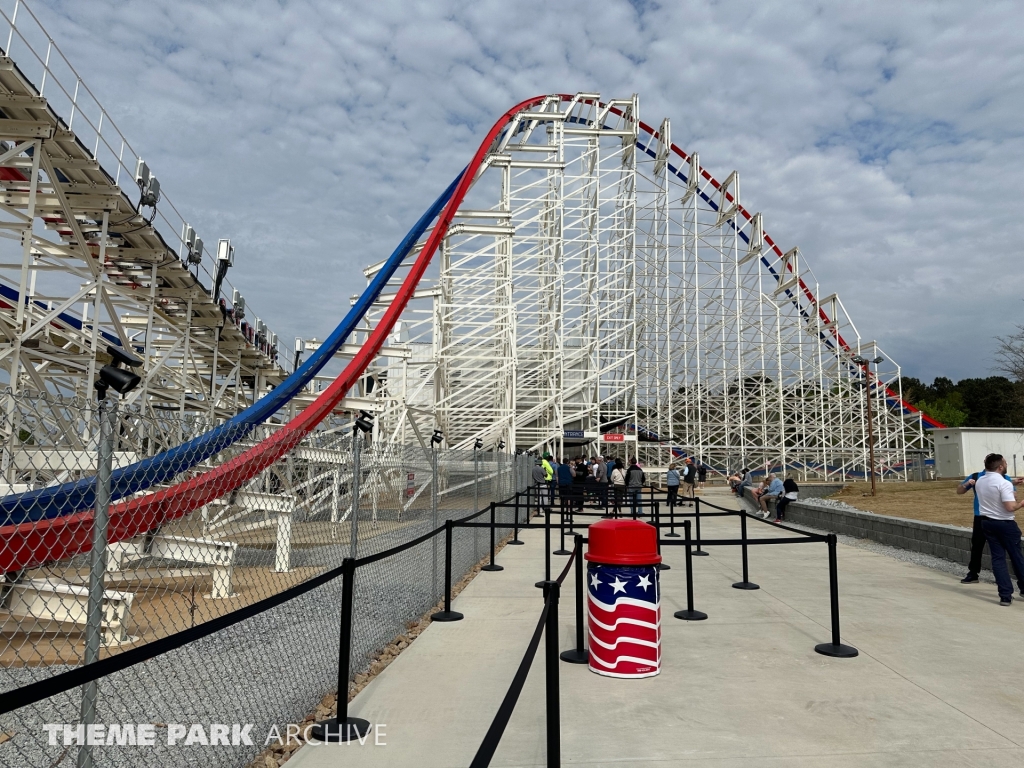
[741,487,983,571]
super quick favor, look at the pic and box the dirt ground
[825,479,1010,528]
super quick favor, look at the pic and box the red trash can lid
[585,519,662,565]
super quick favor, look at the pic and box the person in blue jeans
[974,453,1024,605]
[625,459,646,518]
[665,463,680,513]
[957,463,1024,583]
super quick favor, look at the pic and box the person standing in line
[973,453,1024,605]
[542,452,555,509]
[556,457,575,514]
[625,458,647,518]
[572,457,588,512]
[610,459,627,518]
[665,463,680,515]
[697,462,708,490]
[958,459,1024,584]
[682,458,697,501]
[531,457,548,517]
[593,453,609,510]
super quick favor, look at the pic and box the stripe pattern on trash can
[587,563,661,678]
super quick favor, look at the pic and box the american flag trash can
[585,519,662,678]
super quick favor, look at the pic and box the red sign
[602,433,625,442]
[405,472,416,498]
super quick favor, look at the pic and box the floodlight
[217,238,235,267]
[872,356,884,365]
[474,438,484,450]
[355,410,375,433]
[95,344,142,399]
[189,237,204,266]
[497,440,506,450]
[851,355,867,365]
[431,429,444,446]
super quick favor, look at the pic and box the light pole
[79,345,142,768]
[350,410,374,559]
[852,354,884,496]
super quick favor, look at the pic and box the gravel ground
[0,500,517,768]
[783,518,996,585]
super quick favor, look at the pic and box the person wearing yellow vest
[542,453,555,509]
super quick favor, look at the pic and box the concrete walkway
[290,489,1024,767]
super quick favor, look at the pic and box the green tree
[915,392,969,427]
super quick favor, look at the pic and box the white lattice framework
[363,93,929,480]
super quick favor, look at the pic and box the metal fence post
[310,558,371,742]
[473,447,480,561]
[509,489,524,545]
[814,534,859,658]
[542,579,561,767]
[560,534,589,664]
[77,396,117,768]
[693,497,708,556]
[674,520,708,621]
[432,519,464,622]
[481,502,503,572]
[431,444,439,602]
[654,501,669,570]
[350,429,362,559]
[732,512,759,590]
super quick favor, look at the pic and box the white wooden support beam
[4,578,135,645]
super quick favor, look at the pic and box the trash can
[585,518,662,678]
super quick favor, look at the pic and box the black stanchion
[553,501,570,556]
[310,558,371,742]
[654,501,669,571]
[561,535,589,664]
[509,492,524,545]
[482,503,504,572]
[814,534,859,658]
[536,505,553,588]
[664,491,679,537]
[542,580,561,768]
[674,521,707,621]
[692,497,708,555]
[732,512,759,590]
[431,520,465,622]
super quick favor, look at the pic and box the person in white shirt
[975,453,1024,605]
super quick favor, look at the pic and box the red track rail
[0,95,551,573]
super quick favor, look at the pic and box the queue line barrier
[0,482,858,767]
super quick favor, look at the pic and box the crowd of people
[531,447,1024,608]
[529,453,711,518]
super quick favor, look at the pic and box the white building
[932,428,1024,478]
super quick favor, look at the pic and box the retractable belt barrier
[2,485,858,768]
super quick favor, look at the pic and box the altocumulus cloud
[28,0,1024,380]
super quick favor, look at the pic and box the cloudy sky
[22,0,1024,382]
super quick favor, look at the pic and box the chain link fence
[0,391,527,767]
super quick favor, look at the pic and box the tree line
[897,326,1024,429]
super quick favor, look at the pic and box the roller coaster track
[0,89,941,574]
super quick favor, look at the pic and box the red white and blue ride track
[0,95,942,574]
